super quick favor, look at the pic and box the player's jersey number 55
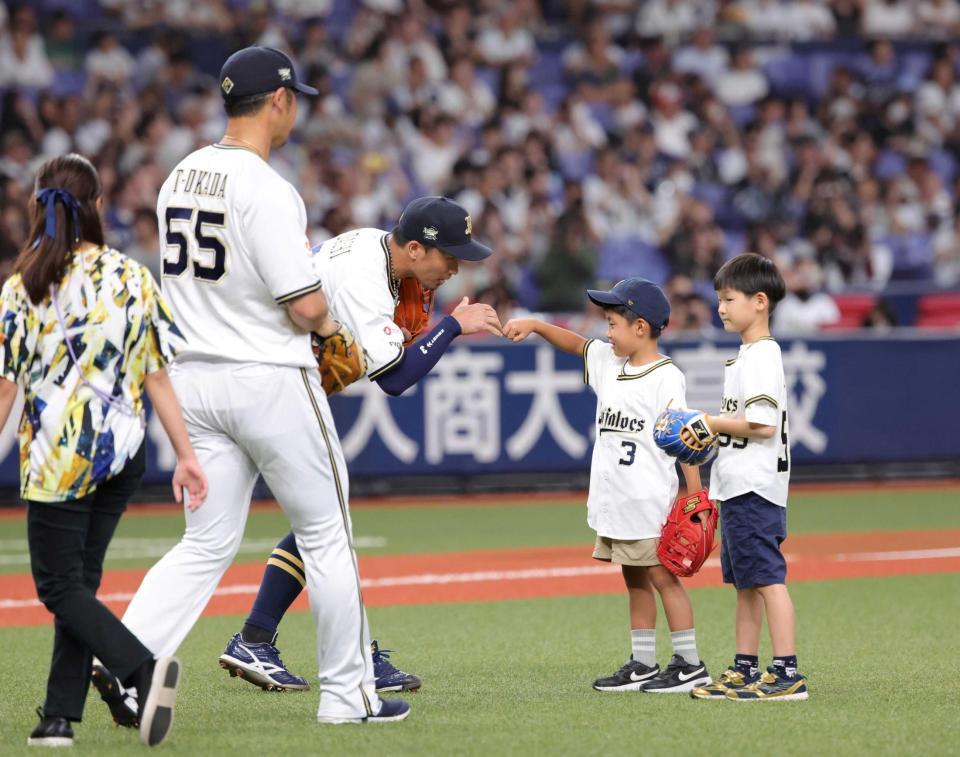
[163,206,227,281]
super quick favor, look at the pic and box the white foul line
[833,547,960,562]
[0,536,387,566]
[0,565,623,610]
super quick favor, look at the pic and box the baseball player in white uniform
[97,46,410,725]
[217,196,503,691]
[316,203,501,390]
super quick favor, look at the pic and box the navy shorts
[719,492,787,589]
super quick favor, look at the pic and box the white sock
[671,629,700,665]
[631,628,656,667]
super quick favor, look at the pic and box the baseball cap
[397,196,492,262]
[587,277,671,329]
[219,46,319,101]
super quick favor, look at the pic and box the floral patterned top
[0,246,185,502]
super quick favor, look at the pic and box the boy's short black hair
[602,304,664,338]
[713,253,786,313]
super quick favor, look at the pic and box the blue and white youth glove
[653,408,719,466]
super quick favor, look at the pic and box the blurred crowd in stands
[3,0,960,335]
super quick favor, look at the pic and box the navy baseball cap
[219,46,319,101]
[397,196,492,262]
[587,277,671,329]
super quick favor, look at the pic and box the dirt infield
[2,528,959,628]
[1,479,959,520]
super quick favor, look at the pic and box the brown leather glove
[313,322,367,396]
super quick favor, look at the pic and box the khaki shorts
[592,535,661,567]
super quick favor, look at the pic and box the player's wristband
[375,315,461,396]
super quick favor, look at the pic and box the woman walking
[0,153,207,747]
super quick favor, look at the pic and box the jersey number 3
[618,440,636,466]
[163,207,227,281]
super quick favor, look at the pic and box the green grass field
[2,486,959,755]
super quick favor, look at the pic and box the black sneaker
[27,706,74,747]
[91,662,139,727]
[592,657,661,692]
[641,654,711,693]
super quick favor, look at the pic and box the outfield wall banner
[0,335,957,489]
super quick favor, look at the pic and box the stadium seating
[916,293,960,328]
[4,2,960,333]
[762,55,811,99]
[885,233,935,281]
[822,293,876,330]
[597,235,670,285]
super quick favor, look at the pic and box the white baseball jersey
[156,144,320,367]
[583,340,687,540]
[311,228,405,380]
[709,336,790,507]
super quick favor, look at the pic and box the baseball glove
[657,489,719,578]
[653,408,718,466]
[394,277,435,347]
[313,322,367,396]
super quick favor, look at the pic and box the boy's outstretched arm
[503,319,588,356]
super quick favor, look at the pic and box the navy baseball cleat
[641,655,711,693]
[372,641,422,693]
[367,698,411,723]
[91,661,139,727]
[219,632,309,691]
[318,698,411,725]
[592,657,661,692]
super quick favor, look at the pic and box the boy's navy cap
[587,277,671,329]
[219,46,319,101]
[398,196,492,261]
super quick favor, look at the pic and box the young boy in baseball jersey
[504,278,711,693]
[688,253,808,701]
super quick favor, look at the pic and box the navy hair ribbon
[34,187,81,247]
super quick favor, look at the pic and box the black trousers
[26,445,153,722]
